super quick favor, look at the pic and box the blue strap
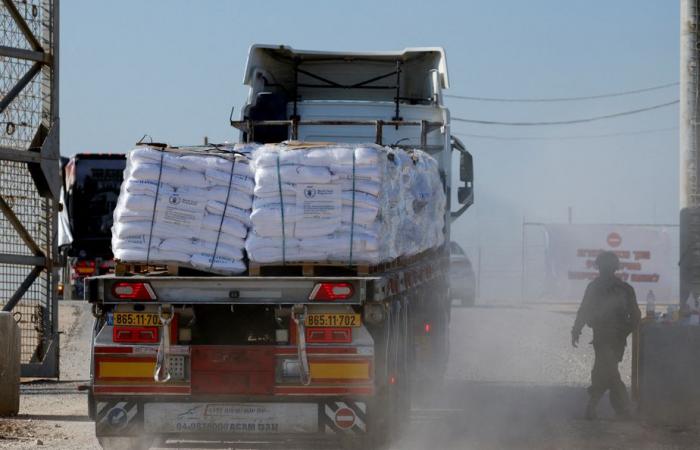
[210,157,236,271]
[276,152,286,264]
[145,150,165,265]
[349,149,356,266]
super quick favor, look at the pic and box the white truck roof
[243,44,449,103]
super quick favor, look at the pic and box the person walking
[571,251,641,419]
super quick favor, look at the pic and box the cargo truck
[87,45,473,449]
[59,153,126,299]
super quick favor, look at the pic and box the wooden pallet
[114,261,180,276]
[246,253,435,277]
[248,261,375,277]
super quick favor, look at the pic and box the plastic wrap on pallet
[111,145,254,275]
[245,143,445,265]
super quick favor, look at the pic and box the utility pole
[680,0,700,306]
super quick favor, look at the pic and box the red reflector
[309,283,354,301]
[113,326,159,343]
[111,282,156,300]
[306,327,352,344]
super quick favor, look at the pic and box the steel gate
[0,0,59,378]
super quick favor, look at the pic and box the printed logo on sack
[168,194,181,205]
[304,187,317,199]
[607,232,622,248]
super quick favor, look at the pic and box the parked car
[450,241,477,306]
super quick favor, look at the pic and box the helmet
[595,251,620,272]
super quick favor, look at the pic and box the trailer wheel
[364,301,408,449]
[356,386,399,450]
[97,437,153,450]
[87,390,95,420]
[460,289,476,307]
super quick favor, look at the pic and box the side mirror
[458,151,473,203]
[451,137,473,221]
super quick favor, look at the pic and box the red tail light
[111,282,156,301]
[309,283,354,301]
[306,327,352,344]
[424,322,432,335]
[113,326,159,343]
[74,260,96,275]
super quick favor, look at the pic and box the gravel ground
[1,300,698,450]
[0,301,97,449]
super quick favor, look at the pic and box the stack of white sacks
[111,145,254,274]
[245,143,445,265]
[111,142,446,274]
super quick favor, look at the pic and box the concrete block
[0,311,20,416]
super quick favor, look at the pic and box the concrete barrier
[639,323,700,426]
[0,311,20,416]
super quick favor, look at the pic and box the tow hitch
[154,304,173,383]
[292,305,311,386]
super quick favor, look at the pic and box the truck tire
[460,292,476,307]
[0,312,20,416]
[460,280,476,307]
[87,390,95,420]
[358,386,399,450]
[97,437,153,450]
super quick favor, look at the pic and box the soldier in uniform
[571,251,641,419]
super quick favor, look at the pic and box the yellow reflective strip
[99,361,155,378]
[310,362,370,380]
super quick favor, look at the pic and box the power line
[453,126,678,142]
[451,100,679,126]
[445,81,679,103]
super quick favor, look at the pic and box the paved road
[1,301,699,449]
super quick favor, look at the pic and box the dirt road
[1,300,698,450]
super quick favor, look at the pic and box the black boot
[585,397,599,420]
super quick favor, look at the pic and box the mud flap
[95,400,143,436]
[320,400,367,434]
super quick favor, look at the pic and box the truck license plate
[305,313,361,328]
[113,312,161,327]
[144,402,318,434]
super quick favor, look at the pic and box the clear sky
[60,0,679,298]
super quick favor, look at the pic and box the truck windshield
[67,156,125,258]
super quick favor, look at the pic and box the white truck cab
[232,45,473,224]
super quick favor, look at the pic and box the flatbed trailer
[87,45,473,450]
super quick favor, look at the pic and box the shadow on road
[12,414,91,423]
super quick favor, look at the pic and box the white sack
[113,146,253,274]
[190,254,246,274]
